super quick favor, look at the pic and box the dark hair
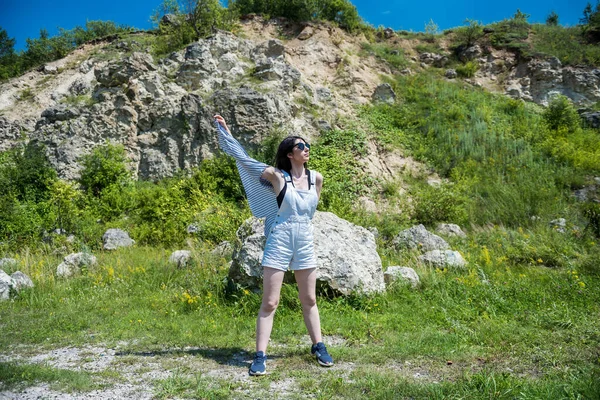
[274,136,308,173]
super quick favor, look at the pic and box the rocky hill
[0,17,599,182]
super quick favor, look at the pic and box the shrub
[582,202,600,237]
[189,155,245,204]
[0,142,57,203]
[78,143,131,197]
[453,19,484,47]
[543,95,580,133]
[456,61,479,78]
[231,0,362,32]
[411,184,468,226]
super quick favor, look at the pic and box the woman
[214,115,333,376]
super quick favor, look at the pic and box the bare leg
[295,268,322,344]
[256,267,285,353]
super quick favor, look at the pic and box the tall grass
[359,72,600,228]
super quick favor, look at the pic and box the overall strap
[307,169,316,190]
[282,170,294,186]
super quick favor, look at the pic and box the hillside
[1,11,600,400]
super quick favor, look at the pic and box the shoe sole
[317,359,333,367]
[249,369,267,376]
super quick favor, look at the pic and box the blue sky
[0,0,592,50]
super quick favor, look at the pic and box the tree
[0,27,15,60]
[511,9,530,25]
[546,11,559,26]
[581,2,593,24]
[455,19,484,47]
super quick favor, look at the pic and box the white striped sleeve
[216,123,278,219]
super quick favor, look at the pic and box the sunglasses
[293,142,311,151]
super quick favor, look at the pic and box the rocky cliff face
[0,20,390,180]
[1,20,598,182]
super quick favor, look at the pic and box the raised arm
[261,166,286,197]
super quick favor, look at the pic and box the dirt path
[0,336,471,399]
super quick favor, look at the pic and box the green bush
[582,202,600,237]
[543,95,580,133]
[78,143,131,197]
[309,128,368,217]
[190,155,245,203]
[231,0,361,32]
[0,142,57,203]
[489,10,531,53]
[453,19,484,47]
[456,61,479,78]
[411,184,468,226]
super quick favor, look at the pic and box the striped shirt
[216,123,279,236]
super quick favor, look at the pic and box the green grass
[531,24,600,66]
[0,362,98,392]
[0,242,598,397]
[360,43,409,69]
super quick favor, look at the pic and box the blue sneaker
[311,342,333,367]
[249,351,267,376]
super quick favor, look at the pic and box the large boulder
[392,225,450,253]
[229,212,385,295]
[103,229,135,250]
[419,250,466,269]
[56,253,97,278]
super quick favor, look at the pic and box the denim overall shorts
[262,169,318,271]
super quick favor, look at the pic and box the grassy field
[1,239,599,398]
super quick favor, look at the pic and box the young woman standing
[214,115,333,376]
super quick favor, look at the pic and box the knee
[261,298,279,314]
[299,294,316,308]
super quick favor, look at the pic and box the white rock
[57,253,97,278]
[10,271,34,290]
[393,225,450,253]
[384,266,420,288]
[419,250,466,268]
[435,223,466,238]
[229,212,385,295]
[0,270,15,300]
[169,250,192,268]
[102,229,135,250]
[0,258,17,268]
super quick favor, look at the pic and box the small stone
[419,250,466,268]
[384,266,420,288]
[372,83,396,104]
[298,26,314,40]
[169,250,192,268]
[10,271,34,291]
[445,69,457,79]
[435,224,466,238]
[102,229,135,250]
[0,258,17,268]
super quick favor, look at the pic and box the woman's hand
[213,114,231,135]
